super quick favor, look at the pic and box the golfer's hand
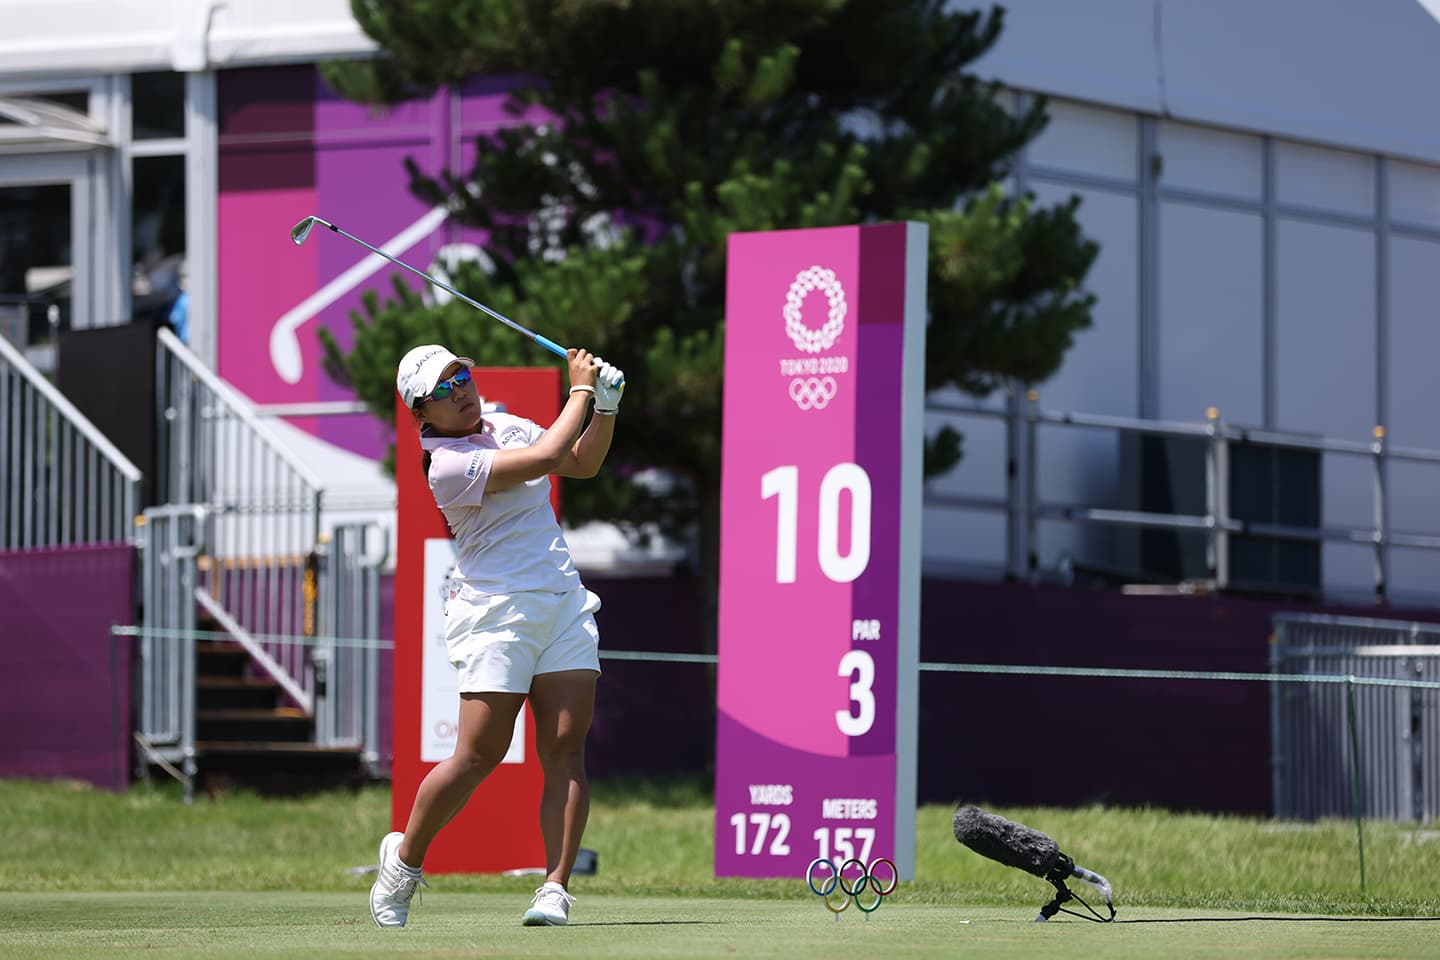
[567,349,599,395]
[593,358,625,415]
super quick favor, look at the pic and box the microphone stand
[1035,854,1117,923]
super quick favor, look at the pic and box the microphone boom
[951,804,1117,923]
[952,805,1060,878]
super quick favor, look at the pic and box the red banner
[391,367,559,873]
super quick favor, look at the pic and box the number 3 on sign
[836,649,875,736]
[761,464,872,583]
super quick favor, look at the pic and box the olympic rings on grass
[806,857,850,913]
[806,857,898,915]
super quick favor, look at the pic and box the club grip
[532,334,570,360]
[534,334,626,388]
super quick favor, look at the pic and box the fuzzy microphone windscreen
[952,805,1061,878]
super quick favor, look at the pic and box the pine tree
[319,0,1099,647]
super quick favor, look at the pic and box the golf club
[291,216,621,385]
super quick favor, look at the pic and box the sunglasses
[421,367,473,404]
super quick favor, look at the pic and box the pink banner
[715,223,927,879]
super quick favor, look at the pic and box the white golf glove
[593,359,625,415]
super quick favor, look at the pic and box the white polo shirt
[420,413,582,596]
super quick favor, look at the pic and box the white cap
[396,344,475,407]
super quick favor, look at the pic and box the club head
[290,216,331,246]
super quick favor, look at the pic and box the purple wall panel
[0,546,136,789]
[917,581,1440,813]
[584,576,714,780]
[375,572,712,781]
[465,574,1435,814]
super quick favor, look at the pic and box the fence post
[1269,624,1285,817]
[361,523,387,775]
[1024,389,1039,584]
[1371,425,1388,603]
[1344,674,1367,891]
[1004,384,1024,581]
[1204,407,1230,590]
[310,534,332,748]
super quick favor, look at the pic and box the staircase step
[197,676,286,710]
[195,741,361,755]
[196,707,313,743]
[190,742,369,795]
[197,676,280,688]
[200,706,308,719]
[196,641,247,655]
[195,642,251,678]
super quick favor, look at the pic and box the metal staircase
[132,329,384,798]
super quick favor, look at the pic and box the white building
[925,0,1440,605]
[3,0,1439,599]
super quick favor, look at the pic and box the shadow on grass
[571,920,724,927]
[1120,916,1440,923]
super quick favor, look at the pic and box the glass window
[1390,159,1440,230]
[1157,120,1263,202]
[35,91,91,115]
[1275,140,1375,219]
[131,156,186,331]
[133,72,185,140]
[1028,98,1138,184]
[0,184,72,346]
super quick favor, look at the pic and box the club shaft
[322,221,568,361]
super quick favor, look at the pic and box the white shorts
[445,586,602,693]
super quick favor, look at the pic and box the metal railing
[312,521,386,768]
[1271,613,1440,822]
[131,509,386,798]
[133,504,204,796]
[154,327,324,711]
[927,387,1440,598]
[0,332,141,550]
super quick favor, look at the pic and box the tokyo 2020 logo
[781,266,849,411]
[785,266,846,354]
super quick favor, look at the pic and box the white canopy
[0,0,374,75]
[0,97,110,152]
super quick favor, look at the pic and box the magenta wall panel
[217,68,527,460]
[0,545,137,789]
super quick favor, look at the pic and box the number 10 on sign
[715,222,927,880]
[764,463,877,737]
[762,463,871,585]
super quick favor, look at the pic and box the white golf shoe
[522,881,575,926]
[370,831,426,928]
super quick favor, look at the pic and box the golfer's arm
[554,410,615,479]
[484,393,592,490]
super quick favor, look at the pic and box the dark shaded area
[216,65,316,192]
[57,320,163,509]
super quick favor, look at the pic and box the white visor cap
[396,344,475,407]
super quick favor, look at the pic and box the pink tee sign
[715,223,928,880]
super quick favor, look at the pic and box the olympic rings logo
[789,376,837,411]
[807,857,898,915]
[784,266,847,354]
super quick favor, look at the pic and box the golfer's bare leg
[529,669,598,887]
[398,691,526,867]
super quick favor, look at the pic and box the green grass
[5,894,1440,960]
[1,778,1438,959]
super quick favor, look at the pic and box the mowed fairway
[2,780,1438,959]
[4,893,1440,960]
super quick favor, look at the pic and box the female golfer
[371,343,624,929]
